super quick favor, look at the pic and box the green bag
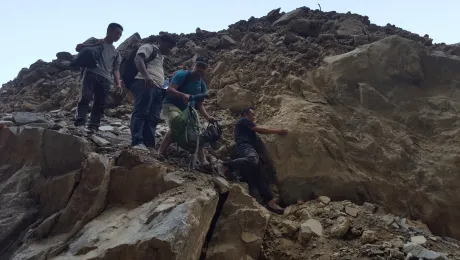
[170,106,201,152]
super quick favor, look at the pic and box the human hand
[145,77,155,88]
[277,129,289,136]
[115,85,123,95]
[182,94,191,104]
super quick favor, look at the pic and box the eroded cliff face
[1,6,460,260]
[258,36,460,239]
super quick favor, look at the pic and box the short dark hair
[240,107,253,116]
[108,23,123,31]
[160,34,176,46]
[196,56,209,67]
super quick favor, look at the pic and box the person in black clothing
[219,108,288,214]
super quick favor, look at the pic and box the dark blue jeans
[130,79,165,147]
[75,71,111,128]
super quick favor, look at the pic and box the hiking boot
[132,144,149,152]
[266,199,285,215]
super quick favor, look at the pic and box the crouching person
[158,57,216,168]
[219,107,288,214]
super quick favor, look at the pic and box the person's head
[240,107,254,121]
[106,23,123,42]
[158,34,176,55]
[193,57,209,78]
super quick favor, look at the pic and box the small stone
[212,177,230,194]
[411,235,427,245]
[403,242,447,260]
[298,225,312,245]
[280,219,300,239]
[390,238,404,249]
[389,249,404,260]
[382,213,395,225]
[99,125,114,131]
[12,112,49,126]
[0,120,14,127]
[361,230,377,244]
[345,206,359,217]
[362,202,377,213]
[300,219,323,237]
[351,227,362,236]
[318,196,331,205]
[110,122,123,126]
[220,35,237,48]
[330,216,350,238]
[56,51,74,61]
[90,135,111,147]
[1,114,13,121]
[429,236,437,241]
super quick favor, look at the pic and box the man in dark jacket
[219,108,288,214]
[74,23,123,132]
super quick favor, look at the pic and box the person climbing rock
[218,107,288,214]
[129,34,176,151]
[74,23,123,132]
[158,57,216,167]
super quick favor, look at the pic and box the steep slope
[1,6,460,260]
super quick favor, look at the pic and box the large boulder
[11,186,219,260]
[217,83,255,112]
[50,153,111,234]
[290,19,321,37]
[261,35,460,239]
[337,18,368,36]
[273,8,306,26]
[205,184,270,260]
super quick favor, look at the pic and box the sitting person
[219,107,288,214]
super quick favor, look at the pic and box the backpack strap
[177,70,192,90]
[145,44,158,64]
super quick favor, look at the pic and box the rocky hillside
[1,6,460,260]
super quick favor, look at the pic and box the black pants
[228,144,273,202]
[130,79,164,147]
[75,71,110,128]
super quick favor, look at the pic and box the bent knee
[247,155,259,166]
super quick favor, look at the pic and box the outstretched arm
[197,101,213,122]
[252,126,288,135]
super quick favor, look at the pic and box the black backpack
[120,44,157,89]
[200,121,222,149]
[69,45,103,69]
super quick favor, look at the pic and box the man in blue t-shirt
[159,57,215,165]
[218,107,288,214]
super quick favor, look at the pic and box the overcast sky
[0,0,457,85]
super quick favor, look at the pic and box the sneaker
[266,199,285,215]
[76,125,91,133]
[132,144,149,152]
